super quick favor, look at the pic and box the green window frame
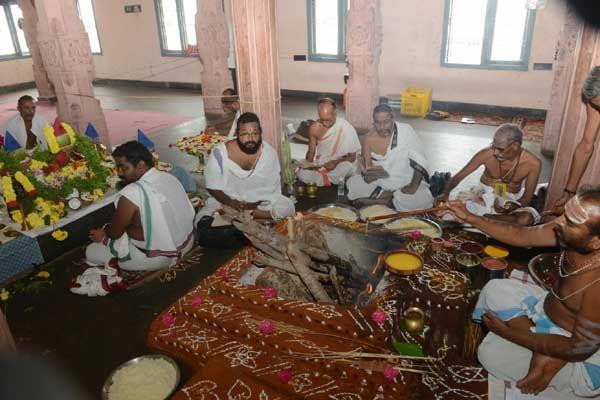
[307,0,348,63]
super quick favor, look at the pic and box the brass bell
[403,307,425,334]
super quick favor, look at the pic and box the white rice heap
[384,217,441,238]
[315,206,357,222]
[359,205,395,224]
[108,357,177,400]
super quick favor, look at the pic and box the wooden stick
[366,206,447,222]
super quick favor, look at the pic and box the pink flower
[263,287,277,299]
[191,296,202,307]
[371,310,386,324]
[218,269,228,279]
[161,313,174,328]
[258,320,275,335]
[383,364,399,381]
[410,230,422,239]
[278,368,293,384]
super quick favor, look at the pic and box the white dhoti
[297,161,356,186]
[474,277,600,397]
[347,122,434,211]
[195,141,295,225]
[73,168,195,296]
[297,117,361,187]
[461,182,540,224]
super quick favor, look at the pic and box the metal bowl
[383,217,443,238]
[384,249,424,276]
[308,203,360,222]
[101,354,180,400]
[528,252,560,290]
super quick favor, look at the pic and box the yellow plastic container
[400,87,432,117]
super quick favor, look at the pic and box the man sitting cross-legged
[71,141,195,296]
[195,112,295,229]
[347,104,433,211]
[437,123,542,226]
[297,98,361,187]
[443,190,600,397]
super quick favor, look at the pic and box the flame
[366,283,373,294]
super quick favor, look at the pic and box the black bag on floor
[195,216,247,249]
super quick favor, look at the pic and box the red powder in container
[482,258,507,271]
[460,241,483,254]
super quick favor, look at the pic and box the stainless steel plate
[101,354,180,400]
[383,217,443,238]
[308,203,360,222]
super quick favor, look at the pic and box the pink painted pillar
[545,24,600,209]
[229,0,282,155]
[541,5,582,157]
[345,0,382,131]
[33,0,109,145]
[196,0,233,116]
[16,0,55,101]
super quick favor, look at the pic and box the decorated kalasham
[0,122,116,232]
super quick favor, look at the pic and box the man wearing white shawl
[195,112,295,225]
[443,192,600,397]
[347,104,433,211]
[71,141,194,296]
[297,98,361,187]
[3,95,48,150]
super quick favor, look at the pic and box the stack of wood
[223,206,360,304]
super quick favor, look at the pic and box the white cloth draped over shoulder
[347,122,433,211]
[297,117,361,186]
[313,117,361,164]
[196,141,295,223]
[227,110,241,139]
[4,114,48,150]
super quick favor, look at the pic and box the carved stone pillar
[33,0,109,145]
[16,0,55,101]
[545,24,600,209]
[541,5,582,156]
[229,0,282,155]
[196,0,233,116]
[345,0,382,131]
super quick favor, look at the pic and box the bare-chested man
[297,98,361,187]
[3,95,48,150]
[437,123,542,225]
[547,66,600,216]
[204,88,241,138]
[347,104,433,210]
[443,189,600,397]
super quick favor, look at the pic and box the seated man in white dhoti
[347,104,433,211]
[3,95,48,150]
[71,141,194,296]
[436,123,542,226]
[443,191,600,397]
[195,112,294,229]
[297,98,361,187]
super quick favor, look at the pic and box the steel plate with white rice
[310,204,359,222]
[384,217,442,238]
[359,205,396,224]
[102,354,180,400]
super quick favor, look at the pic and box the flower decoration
[263,287,277,299]
[14,171,36,196]
[161,313,174,328]
[52,230,68,241]
[43,125,60,154]
[371,310,387,324]
[26,212,45,229]
[1,176,18,208]
[278,368,293,384]
[218,268,228,280]
[410,230,422,239]
[10,210,23,224]
[383,364,399,381]
[258,320,275,335]
[0,289,9,301]
[36,271,51,279]
[191,296,203,307]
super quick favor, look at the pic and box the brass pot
[403,307,425,334]
[296,185,306,197]
[306,182,318,198]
